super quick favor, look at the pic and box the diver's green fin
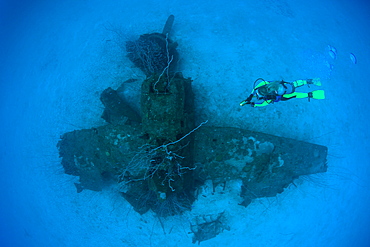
[312,78,321,86]
[312,90,325,99]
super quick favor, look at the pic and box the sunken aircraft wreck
[57,15,327,244]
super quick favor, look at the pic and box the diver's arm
[240,91,255,106]
[246,94,253,102]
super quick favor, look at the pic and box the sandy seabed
[1,0,370,246]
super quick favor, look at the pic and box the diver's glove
[240,101,255,107]
[240,100,250,106]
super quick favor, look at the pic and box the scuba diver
[240,78,325,107]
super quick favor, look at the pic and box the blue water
[1,0,370,246]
